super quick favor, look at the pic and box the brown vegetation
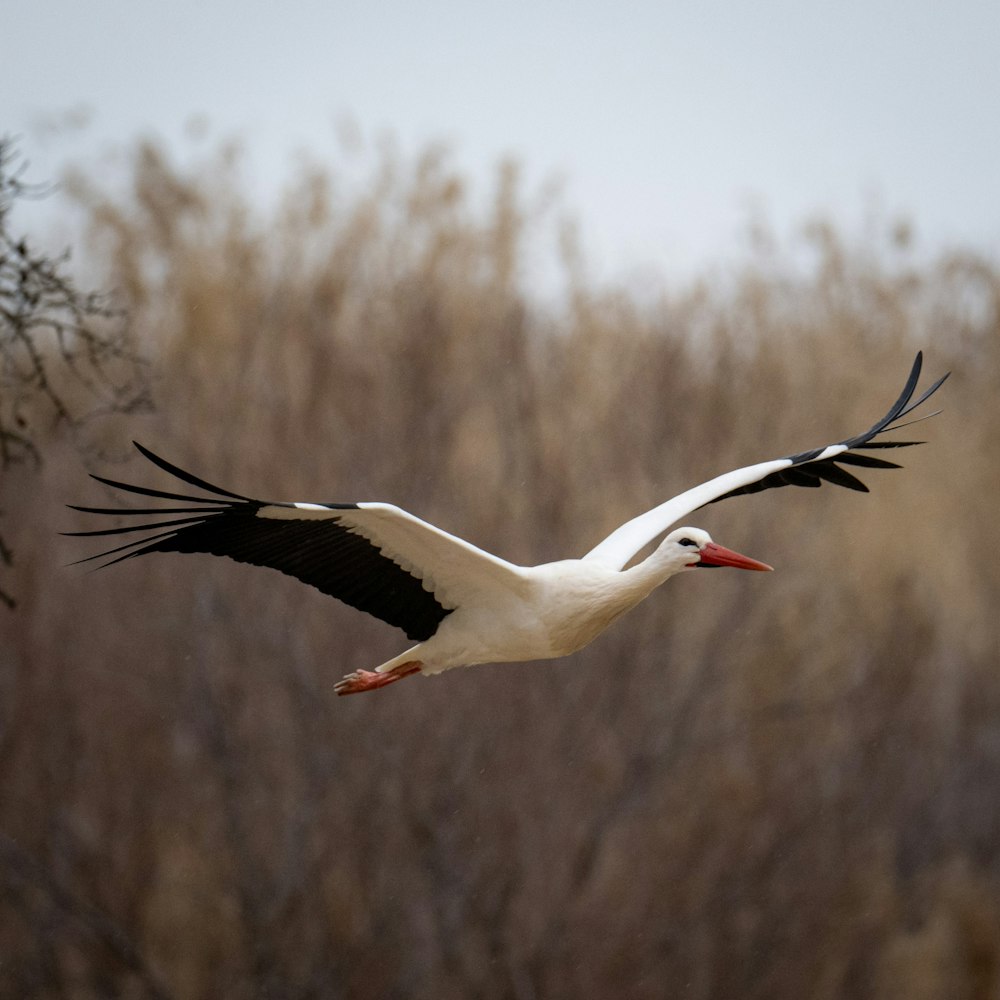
[1,137,998,999]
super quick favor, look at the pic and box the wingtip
[132,440,158,462]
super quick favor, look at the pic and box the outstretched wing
[65,443,528,641]
[584,353,949,570]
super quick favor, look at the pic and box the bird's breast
[531,562,641,658]
[426,562,641,669]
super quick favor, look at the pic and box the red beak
[696,541,773,572]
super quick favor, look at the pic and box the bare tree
[0,137,148,607]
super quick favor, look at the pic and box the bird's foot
[334,661,422,696]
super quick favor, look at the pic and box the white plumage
[67,353,947,694]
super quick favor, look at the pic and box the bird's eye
[678,537,698,547]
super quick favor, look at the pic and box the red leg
[334,661,422,696]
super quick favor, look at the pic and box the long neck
[618,543,687,601]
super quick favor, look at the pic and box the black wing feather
[64,444,451,642]
[707,352,949,506]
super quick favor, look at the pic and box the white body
[372,551,677,676]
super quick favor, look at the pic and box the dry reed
[1,136,998,1000]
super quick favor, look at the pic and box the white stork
[67,353,947,695]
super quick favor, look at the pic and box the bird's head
[663,527,773,573]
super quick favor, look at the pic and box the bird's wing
[584,352,949,570]
[65,443,530,641]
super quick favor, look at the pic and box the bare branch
[0,137,150,607]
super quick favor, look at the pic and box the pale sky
[4,0,999,281]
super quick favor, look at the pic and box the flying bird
[67,353,947,695]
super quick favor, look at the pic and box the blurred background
[2,2,999,998]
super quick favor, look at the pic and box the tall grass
[2,136,998,1000]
